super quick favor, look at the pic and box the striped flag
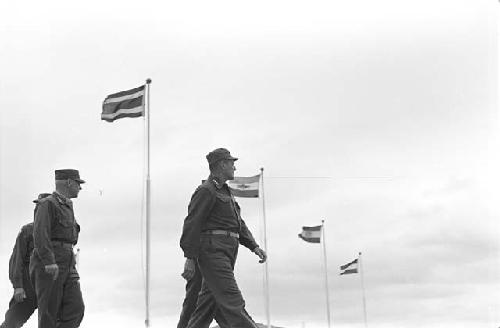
[228,175,260,198]
[101,85,145,122]
[340,258,358,275]
[298,225,322,243]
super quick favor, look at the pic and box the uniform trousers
[0,267,37,328]
[177,263,229,328]
[186,235,257,328]
[30,248,84,328]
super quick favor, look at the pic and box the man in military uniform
[0,193,51,328]
[30,169,85,328]
[1,222,36,328]
[180,148,267,328]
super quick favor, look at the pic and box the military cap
[55,169,85,183]
[206,148,238,165]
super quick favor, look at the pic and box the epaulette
[35,194,57,207]
[22,223,34,234]
[33,193,52,204]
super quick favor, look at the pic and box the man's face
[223,159,236,180]
[68,179,82,198]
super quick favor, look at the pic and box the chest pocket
[215,194,236,217]
[52,203,77,242]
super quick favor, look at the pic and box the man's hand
[45,264,59,281]
[253,247,267,263]
[181,258,196,281]
[13,288,26,303]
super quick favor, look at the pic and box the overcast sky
[0,1,499,327]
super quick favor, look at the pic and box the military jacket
[8,223,34,288]
[180,176,259,259]
[33,192,80,266]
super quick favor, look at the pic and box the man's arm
[236,199,267,263]
[34,200,58,280]
[180,187,215,259]
[8,228,28,289]
[235,200,258,251]
[180,186,215,280]
[239,218,267,263]
[9,226,31,302]
[238,218,258,251]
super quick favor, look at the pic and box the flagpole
[359,252,367,328]
[145,78,152,328]
[321,220,332,328]
[260,167,271,328]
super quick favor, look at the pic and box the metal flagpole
[145,78,152,327]
[359,252,368,328]
[260,167,271,328]
[321,220,332,328]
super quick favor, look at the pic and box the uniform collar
[208,175,226,190]
[53,191,73,206]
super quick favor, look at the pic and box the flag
[340,258,358,275]
[298,225,322,243]
[101,85,145,122]
[228,175,260,198]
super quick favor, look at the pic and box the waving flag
[101,85,145,122]
[340,258,358,275]
[228,175,260,198]
[298,225,322,243]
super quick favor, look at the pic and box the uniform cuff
[12,282,23,289]
[183,250,198,259]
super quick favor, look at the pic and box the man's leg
[1,269,37,328]
[31,263,67,328]
[1,298,37,328]
[177,264,202,328]
[213,305,230,328]
[197,236,257,328]
[185,278,219,328]
[179,263,230,328]
[56,273,84,328]
[0,298,33,328]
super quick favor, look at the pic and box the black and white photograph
[0,1,498,327]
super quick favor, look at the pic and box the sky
[0,0,499,327]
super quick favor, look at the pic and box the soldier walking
[180,148,267,328]
[1,222,36,328]
[0,193,50,328]
[30,169,85,328]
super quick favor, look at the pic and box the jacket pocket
[214,194,235,217]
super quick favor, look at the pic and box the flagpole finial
[146,78,152,84]
[359,252,362,256]
[260,167,264,172]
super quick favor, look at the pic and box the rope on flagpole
[265,176,400,180]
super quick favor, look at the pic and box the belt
[51,241,74,249]
[203,230,239,239]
